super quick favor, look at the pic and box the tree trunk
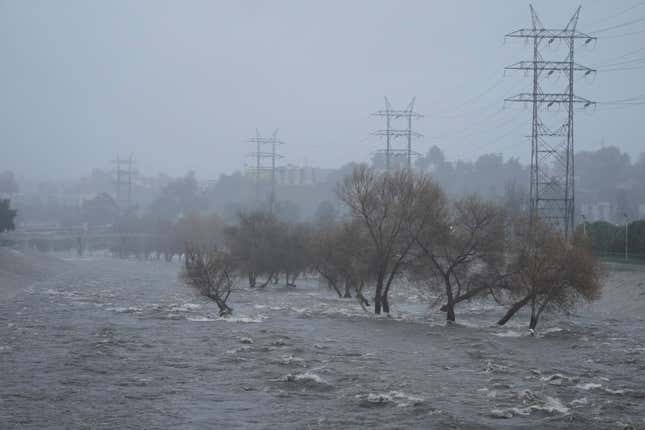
[357,292,370,308]
[343,282,352,298]
[356,281,370,308]
[319,271,341,297]
[531,294,552,331]
[329,279,342,298]
[497,294,533,326]
[444,275,456,322]
[445,300,455,322]
[374,275,384,314]
[529,293,537,330]
[529,314,538,331]
[287,272,298,287]
[216,300,232,316]
[381,292,390,314]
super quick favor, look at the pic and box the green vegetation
[582,220,645,264]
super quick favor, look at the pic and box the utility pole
[371,97,423,172]
[581,214,587,237]
[505,5,596,239]
[247,129,284,212]
[624,213,629,261]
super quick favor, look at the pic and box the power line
[586,0,645,27]
[432,112,525,143]
[430,78,506,114]
[601,28,645,39]
[597,65,645,71]
[595,56,645,68]
[589,16,645,34]
[598,93,645,103]
[596,46,645,63]
[427,79,527,119]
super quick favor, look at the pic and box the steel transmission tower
[112,153,136,214]
[246,129,284,212]
[505,5,596,239]
[371,97,423,171]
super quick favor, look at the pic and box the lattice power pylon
[371,97,423,172]
[505,5,596,239]
[246,129,284,212]
[111,153,136,215]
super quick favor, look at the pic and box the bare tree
[311,222,345,297]
[224,210,283,288]
[415,195,506,322]
[183,245,237,316]
[276,222,312,287]
[337,165,444,314]
[497,220,604,331]
[311,219,372,307]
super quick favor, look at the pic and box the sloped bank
[0,248,71,300]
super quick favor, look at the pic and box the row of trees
[183,165,604,331]
[585,220,645,261]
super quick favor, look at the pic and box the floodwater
[1,256,644,429]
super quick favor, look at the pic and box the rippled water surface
[1,257,644,429]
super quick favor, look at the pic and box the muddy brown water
[1,256,644,429]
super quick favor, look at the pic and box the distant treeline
[9,145,644,228]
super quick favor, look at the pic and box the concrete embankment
[0,248,71,301]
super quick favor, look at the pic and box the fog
[3,3,645,428]
[1,0,643,180]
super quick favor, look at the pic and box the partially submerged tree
[335,220,373,307]
[224,210,283,288]
[415,195,506,322]
[498,220,604,331]
[183,245,237,316]
[311,219,371,306]
[276,222,312,287]
[337,165,444,314]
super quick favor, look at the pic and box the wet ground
[1,255,644,429]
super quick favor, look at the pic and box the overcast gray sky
[1,0,643,180]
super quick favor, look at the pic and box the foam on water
[359,391,425,407]
[107,306,143,314]
[169,303,201,312]
[577,382,602,390]
[218,315,266,323]
[540,373,576,385]
[283,371,330,388]
[491,395,569,418]
[495,330,525,338]
[3,257,644,428]
[570,397,589,407]
[279,354,305,366]
[186,316,216,322]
